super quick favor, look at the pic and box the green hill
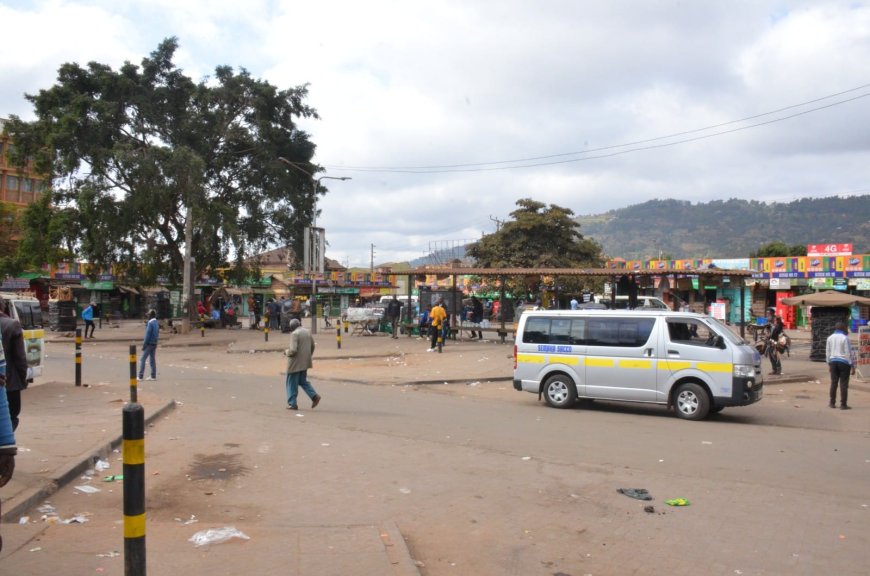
[576,196,870,260]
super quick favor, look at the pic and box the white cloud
[2,0,868,266]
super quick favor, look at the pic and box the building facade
[0,117,48,207]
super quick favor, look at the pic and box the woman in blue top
[82,301,96,338]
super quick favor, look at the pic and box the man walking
[284,318,321,410]
[826,321,854,410]
[82,301,96,338]
[386,296,403,339]
[428,300,447,352]
[471,295,484,339]
[0,300,30,431]
[138,309,159,381]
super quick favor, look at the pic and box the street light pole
[277,157,351,334]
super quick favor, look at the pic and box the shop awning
[118,285,140,294]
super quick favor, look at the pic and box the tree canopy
[466,198,604,298]
[751,242,807,257]
[467,198,602,268]
[7,37,323,284]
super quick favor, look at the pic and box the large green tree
[751,242,807,257]
[7,37,322,284]
[466,198,604,297]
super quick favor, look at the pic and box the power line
[325,83,870,174]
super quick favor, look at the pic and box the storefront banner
[806,255,838,278]
[770,278,792,289]
[810,278,833,289]
[807,243,852,257]
[711,258,750,270]
[844,255,870,277]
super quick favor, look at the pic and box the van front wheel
[674,383,710,420]
[543,374,577,409]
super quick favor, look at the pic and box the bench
[403,323,515,343]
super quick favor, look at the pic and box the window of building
[22,178,32,192]
[6,175,18,190]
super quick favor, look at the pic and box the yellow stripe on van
[550,355,580,365]
[585,358,614,368]
[618,359,652,370]
[697,362,732,373]
[517,354,546,364]
[659,360,692,371]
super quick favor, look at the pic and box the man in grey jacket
[284,318,321,410]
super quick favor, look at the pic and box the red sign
[807,243,852,257]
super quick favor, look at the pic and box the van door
[584,316,657,401]
[659,317,732,399]
[11,299,45,379]
[515,316,586,397]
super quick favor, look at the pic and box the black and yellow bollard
[129,344,138,403]
[75,328,82,386]
[123,401,146,575]
[344,320,349,333]
[336,326,342,349]
[200,314,205,338]
[264,321,269,342]
[437,324,443,353]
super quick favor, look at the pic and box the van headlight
[733,364,755,378]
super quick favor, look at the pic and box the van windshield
[706,318,745,346]
[14,301,44,329]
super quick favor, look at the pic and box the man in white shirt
[825,322,854,410]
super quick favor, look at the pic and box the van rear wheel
[674,382,711,420]
[543,374,577,409]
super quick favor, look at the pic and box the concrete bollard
[75,328,82,386]
[129,345,138,403]
[123,402,146,575]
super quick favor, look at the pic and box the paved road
[1,325,868,575]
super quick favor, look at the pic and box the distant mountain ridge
[575,196,870,260]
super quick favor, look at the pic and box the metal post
[129,345,138,403]
[75,328,82,386]
[264,319,269,343]
[336,326,341,349]
[123,402,146,575]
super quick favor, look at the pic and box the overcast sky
[2,1,869,267]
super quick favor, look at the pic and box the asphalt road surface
[3,336,868,575]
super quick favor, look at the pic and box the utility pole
[489,215,504,232]
[370,244,376,274]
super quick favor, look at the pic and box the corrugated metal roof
[404,267,753,277]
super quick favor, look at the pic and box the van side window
[14,302,44,329]
[587,318,654,347]
[521,317,586,345]
[523,317,551,344]
[666,318,718,347]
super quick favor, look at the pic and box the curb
[1,399,178,522]
[379,521,422,576]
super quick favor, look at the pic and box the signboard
[807,243,852,257]
[858,326,870,380]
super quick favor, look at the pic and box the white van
[3,294,45,379]
[513,310,763,420]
